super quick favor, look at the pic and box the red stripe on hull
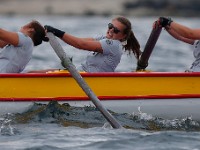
[1,72,200,78]
[0,94,200,101]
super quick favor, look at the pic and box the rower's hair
[29,20,49,46]
[115,16,141,60]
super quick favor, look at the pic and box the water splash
[131,106,200,131]
[102,122,113,129]
[3,102,200,131]
[0,113,16,136]
[132,106,154,121]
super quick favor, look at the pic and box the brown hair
[115,16,141,60]
[29,21,48,46]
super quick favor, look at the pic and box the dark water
[0,15,200,150]
[1,102,200,150]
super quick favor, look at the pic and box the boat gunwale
[0,72,200,78]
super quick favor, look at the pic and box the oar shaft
[137,26,162,70]
[47,33,122,129]
[62,59,122,128]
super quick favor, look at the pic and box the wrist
[45,25,65,38]
[168,18,173,26]
[159,17,173,27]
[54,29,65,38]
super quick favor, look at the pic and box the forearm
[166,27,194,45]
[45,25,102,52]
[61,33,89,49]
[170,22,200,39]
[81,38,95,41]
[61,33,102,52]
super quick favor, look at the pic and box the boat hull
[1,71,200,100]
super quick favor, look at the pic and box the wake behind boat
[1,70,200,121]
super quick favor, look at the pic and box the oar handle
[47,33,122,129]
[137,26,162,71]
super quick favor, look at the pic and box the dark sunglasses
[108,23,120,34]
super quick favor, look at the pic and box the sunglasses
[108,23,121,34]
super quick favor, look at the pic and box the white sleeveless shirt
[0,32,33,73]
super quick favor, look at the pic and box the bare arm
[45,25,103,53]
[61,33,103,53]
[165,27,194,45]
[0,28,19,47]
[170,22,200,40]
[81,38,95,41]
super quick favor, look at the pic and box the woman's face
[106,19,126,41]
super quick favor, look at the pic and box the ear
[28,28,35,32]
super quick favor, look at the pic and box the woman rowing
[156,17,200,72]
[45,16,141,72]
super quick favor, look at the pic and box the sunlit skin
[170,22,200,40]
[154,19,200,44]
[0,22,34,48]
[153,21,194,45]
[61,19,127,53]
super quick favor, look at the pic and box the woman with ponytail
[45,16,141,72]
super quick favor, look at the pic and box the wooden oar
[136,25,162,71]
[47,33,122,129]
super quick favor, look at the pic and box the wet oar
[47,33,122,129]
[136,25,162,71]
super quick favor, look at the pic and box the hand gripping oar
[136,25,162,71]
[47,33,122,129]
